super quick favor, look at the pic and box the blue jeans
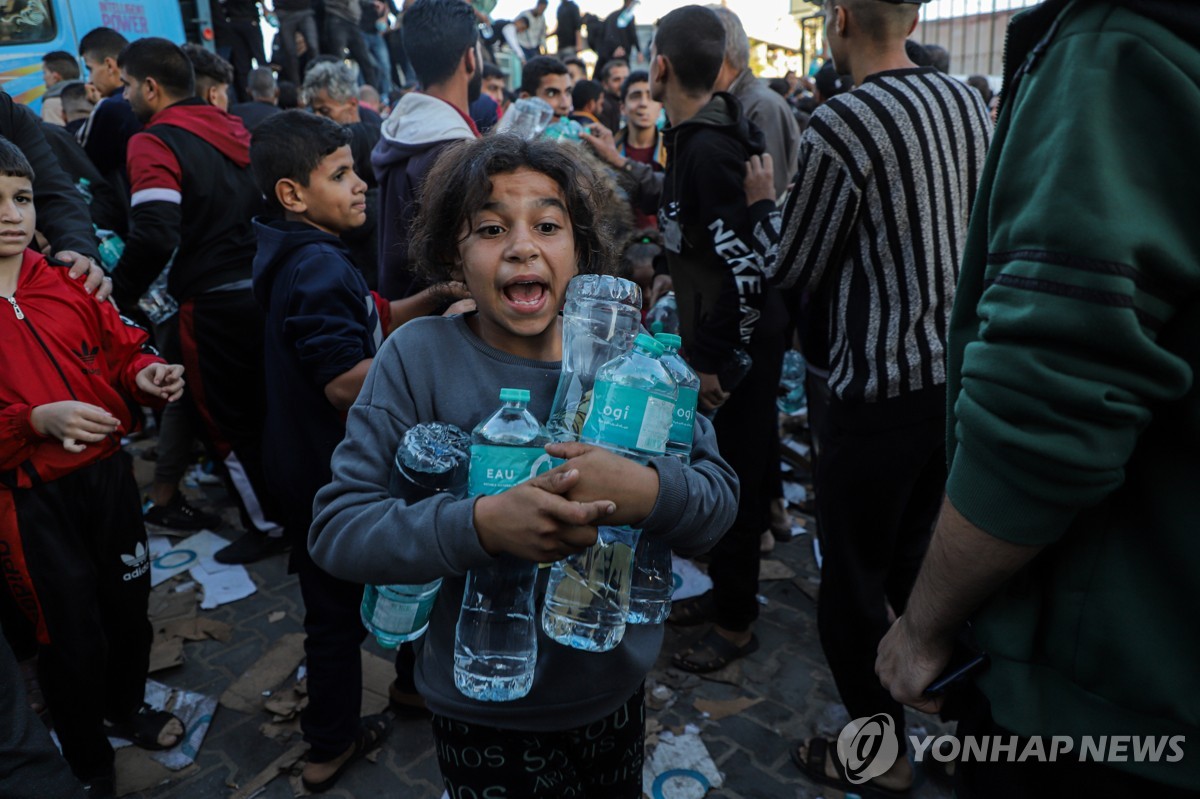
[361,31,393,96]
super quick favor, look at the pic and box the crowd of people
[0,0,1196,798]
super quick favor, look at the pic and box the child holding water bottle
[309,135,738,798]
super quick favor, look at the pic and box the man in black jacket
[76,27,140,200]
[113,38,287,564]
[652,6,787,673]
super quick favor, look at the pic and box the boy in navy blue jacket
[248,110,411,791]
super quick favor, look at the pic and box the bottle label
[469,445,556,495]
[581,381,673,455]
[670,387,699,449]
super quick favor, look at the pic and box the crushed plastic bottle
[645,292,679,337]
[362,423,470,648]
[543,118,586,143]
[545,275,643,442]
[494,96,554,140]
[136,256,179,325]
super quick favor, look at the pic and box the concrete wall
[913,10,1021,77]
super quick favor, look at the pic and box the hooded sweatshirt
[112,98,261,309]
[0,249,164,489]
[946,1,1200,788]
[371,92,478,300]
[251,218,390,519]
[658,92,787,376]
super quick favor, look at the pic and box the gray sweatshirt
[310,313,739,730]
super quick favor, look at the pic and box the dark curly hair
[409,135,616,285]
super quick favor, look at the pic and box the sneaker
[213,530,289,565]
[143,494,221,531]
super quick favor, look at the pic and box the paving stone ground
[122,433,955,799]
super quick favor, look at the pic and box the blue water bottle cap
[499,388,530,403]
[654,333,682,351]
[634,333,665,356]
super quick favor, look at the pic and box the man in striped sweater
[746,0,992,793]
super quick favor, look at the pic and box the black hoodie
[659,92,787,376]
[251,218,388,518]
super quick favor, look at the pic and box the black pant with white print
[11,452,152,780]
[432,685,645,799]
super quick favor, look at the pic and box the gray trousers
[278,9,321,84]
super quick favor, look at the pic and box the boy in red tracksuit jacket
[0,140,186,798]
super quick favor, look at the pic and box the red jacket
[0,249,166,487]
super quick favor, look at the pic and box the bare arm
[875,498,1043,712]
[324,359,373,411]
[386,282,469,332]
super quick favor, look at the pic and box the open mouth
[502,277,549,313]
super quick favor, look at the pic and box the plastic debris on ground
[782,481,808,507]
[642,728,724,799]
[670,555,713,602]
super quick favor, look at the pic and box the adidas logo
[75,340,100,375]
[75,340,99,364]
[121,542,150,582]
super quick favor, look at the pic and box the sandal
[387,679,431,719]
[105,703,184,751]
[301,713,392,793]
[671,628,759,674]
[790,736,911,799]
[665,590,716,627]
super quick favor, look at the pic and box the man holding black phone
[649,6,788,676]
[744,0,991,793]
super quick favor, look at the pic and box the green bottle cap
[499,388,530,403]
[634,333,665,356]
[654,333,682,351]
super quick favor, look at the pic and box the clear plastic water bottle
[778,349,808,415]
[362,423,470,648]
[542,334,677,651]
[96,228,124,273]
[454,389,551,701]
[543,118,585,142]
[616,1,637,29]
[645,292,679,336]
[623,332,699,625]
[494,96,554,140]
[655,333,699,462]
[546,275,643,442]
[137,256,179,325]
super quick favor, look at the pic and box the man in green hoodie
[877,1,1200,796]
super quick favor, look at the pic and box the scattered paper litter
[220,633,307,714]
[782,481,808,507]
[812,536,823,570]
[150,530,227,586]
[692,696,762,722]
[99,680,217,772]
[789,523,807,539]
[759,560,796,581]
[191,563,256,609]
[267,610,286,623]
[670,556,713,602]
[783,438,810,459]
[228,741,308,799]
[643,730,723,799]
